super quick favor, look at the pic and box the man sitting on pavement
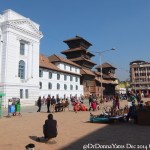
[36,114,57,143]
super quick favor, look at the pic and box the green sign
[0,93,5,97]
[0,92,5,118]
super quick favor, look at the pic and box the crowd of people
[37,94,102,114]
[34,91,148,145]
[109,91,146,123]
[37,95,70,113]
[36,90,146,120]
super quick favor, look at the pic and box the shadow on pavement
[61,122,150,150]
[29,136,57,144]
[29,136,41,143]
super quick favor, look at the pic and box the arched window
[64,84,67,90]
[57,74,60,80]
[39,82,42,89]
[39,69,43,77]
[18,60,25,79]
[75,77,78,82]
[64,64,66,70]
[76,85,78,90]
[70,84,73,90]
[48,82,52,89]
[70,76,73,81]
[20,42,25,55]
[64,75,67,81]
[25,89,29,98]
[70,66,72,71]
[49,72,52,79]
[20,89,23,98]
[57,83,60,90]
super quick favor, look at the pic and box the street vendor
[129,91,136,103]
[126,102,137,123]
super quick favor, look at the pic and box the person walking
[136,91,141,104]
[37,96,42,112]
[88,94,93,106]
[42,96,46,105]
[115,94,120,109]
[51,96,56,113]
[46,95,51,113]
[56,95,60,104]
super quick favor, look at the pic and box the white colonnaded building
[39,54,83,99]
[0,9,83,107]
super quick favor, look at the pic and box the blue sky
[1,0,150,81]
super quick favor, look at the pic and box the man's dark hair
[48,114,53,119]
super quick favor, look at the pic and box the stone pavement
[0,98,150,150]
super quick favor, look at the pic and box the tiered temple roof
[63,36,92,49]
[96,62,116,69]
[61,36,117,96]
[62,36,96,70]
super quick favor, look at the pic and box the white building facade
[0,9,83,107]
[39,54,83,99]
[0,9,43,107]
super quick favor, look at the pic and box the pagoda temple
[95,63,117,96]
[62,36,117,97]
[62,36,97,96]
[62,36,96,69]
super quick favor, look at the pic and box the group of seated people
[55,99,69,112]
[126,100,145,123]
[72,99,99,113]
[72,101,88,112]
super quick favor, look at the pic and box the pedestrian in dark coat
[37,96,42,112]
[43,114,57,139]
[47,95,51,113]
[36,113,57,142]
[51,96,56,113]
[89,95,93,106]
